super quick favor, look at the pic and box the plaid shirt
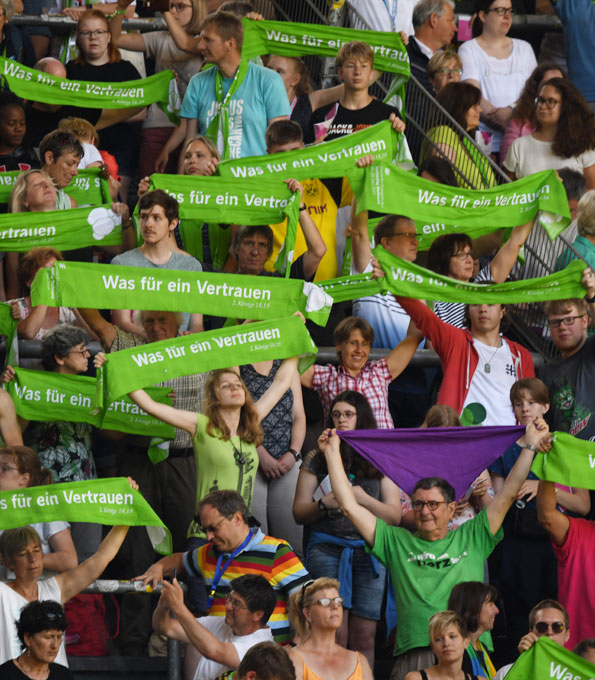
[111,329,211,449]
[312,359,394,428]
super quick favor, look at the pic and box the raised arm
[152,582,191,643]
[56,525,129,602]
[489,219,534,284]
[351,205,372,274]
[385,318,424,380]
[163,10,201,54]
[537,480,570,546]
[128,389,198,436]
[486,418,549,535]
[319,429,377,545]
[254,356,299,423]
[77,308,117,350]
[286,179,326,281]
[45,528,78,573]
[0,388,23,446]
[109,0,145,51]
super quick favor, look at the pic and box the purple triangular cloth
[338,426,525,500]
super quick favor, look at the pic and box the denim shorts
[306,543,387,620]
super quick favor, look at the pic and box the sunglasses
[534,621,565,634]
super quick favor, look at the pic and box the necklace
[483,341,502,373]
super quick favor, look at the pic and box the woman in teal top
[424,82,497,190]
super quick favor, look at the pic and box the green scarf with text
[349,163,571,250]
[0,478,171,554]
[0,204,122,252]
[318,255,586,304]
[0,168,110,206]
[531,432,595,490]
[216,121,402,181]
[505,637,594,680]
[31,261,333,326]
[0,57,180,124]
[7,367,175,439]
[96,315,317,409]
[0,302,18,367]
[147,174,300,275]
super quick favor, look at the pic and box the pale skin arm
[274,370,306,477]
[286,179,326,280]
[350,205,372,274]
[56,526,129,602]
[17,304,50,340]
[96,106,145,130]
[0,389,24,446]
[486,418,549,535]
[489,219,534,283]
[254,356,299,423]
[319,429,377,545]
[537,480,570,546]
[77,308,117,351]
[157,579,242,668]
[292,467,336,525]
[44,529,78,573]
[514,478,590,515]
[128,389,198,437]
[188,313,204,334]
[465,77,512,129]
[109,0,146,51]
[287,647,304,680]
[385,319,424,380]
[299,364,314,389]
[583,164,595,191]
[162,10,200,54]
[134,552,184,589]
[110,309,146,339]
[353,476,402,526]
[361,652,374,680]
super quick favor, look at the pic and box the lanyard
[207,530,253,610]
[214,60,249,113]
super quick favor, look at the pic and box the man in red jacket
[396,296,534,425]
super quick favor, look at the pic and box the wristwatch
[318,499,328,513]
[289,448,301,461]
[521,443,538,453]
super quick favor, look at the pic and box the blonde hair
[577,190,595,238]
[183,135,220,161]
[58,117,99,146]
[336,41,374,69]
[428,50,462,76]
[428,610,468,641]
[420,404,461,428]
[205,370,263,445]
[288,578,340,641]
[8,169,56,213]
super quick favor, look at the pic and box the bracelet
[299,204,307,211]
[288,448,301,461]
[521,443,538,453]
[585,294,595,303]
[108,7,127,17]
[122,220,133,230]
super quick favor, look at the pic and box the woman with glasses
[459,0,537,159]
[66,9,144,202]
[293,391,400,668]
[287,578,373,680]
[427,51,462,96]
[503,78,595,189]
[109,0,206,177]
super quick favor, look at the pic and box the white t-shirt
[78,142,103,170]
[0,578,66,666]
[503,134,595,178]
[348,0,416,36]
[462,338,517,426]
[190,617,273,680]
[459,38,537,152]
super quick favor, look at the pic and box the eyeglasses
[535,96,561,109]
[434,68,462,76]
[170,2,192,9]
[486,7,515,16]
[70,347,90,356]
[316,597,344,608]
[534,621,565,634]
[392,232,419,240]
[78,29,110,38]
[225,594,249,610]
[548,315,585,328]
[452,250,474,261]
[0,463,19,474]
[412,500,448,512]
[200,516,228,534]
[331,410,357,420]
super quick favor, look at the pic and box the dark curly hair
[17,601,67,649]
[537,78,595,158]
[511,62,566,130]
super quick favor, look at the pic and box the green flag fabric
[349,163,571,250]
[96,315,317,409]
[30,261,333,326]
[531,432,595,490]
[505,636,595,680]
[0,204,122,252]
[318,252,586,304]
[216,121,401,181]
[0,169,112,206]
[0,57,180,124]
[0,478,172,554]
[7,367,175,439]
[241,18,410,79]
[0,302,18,367]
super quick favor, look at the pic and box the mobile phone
[136,0,170,13]
[171,568,177,582]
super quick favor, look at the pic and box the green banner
[0,57,180,124]
[7,367,175,439]
[318,254,587,304]
[349,163,572,250]
[0,168,110,206]
[96,315,317,409]
[0,478,171,554]
[241,18,410,79]
[216,121,401,181]
[147,174,300,275]
[31,261,333,326]
[505,637,594,680]
[531,432,595,490]
[0,302,18,368]
[0,204,122,252]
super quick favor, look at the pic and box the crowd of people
[0,0,594,679]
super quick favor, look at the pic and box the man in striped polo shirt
[135,490,309,643]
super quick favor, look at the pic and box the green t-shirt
[371,509,502,655]
[188,413,259,538]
